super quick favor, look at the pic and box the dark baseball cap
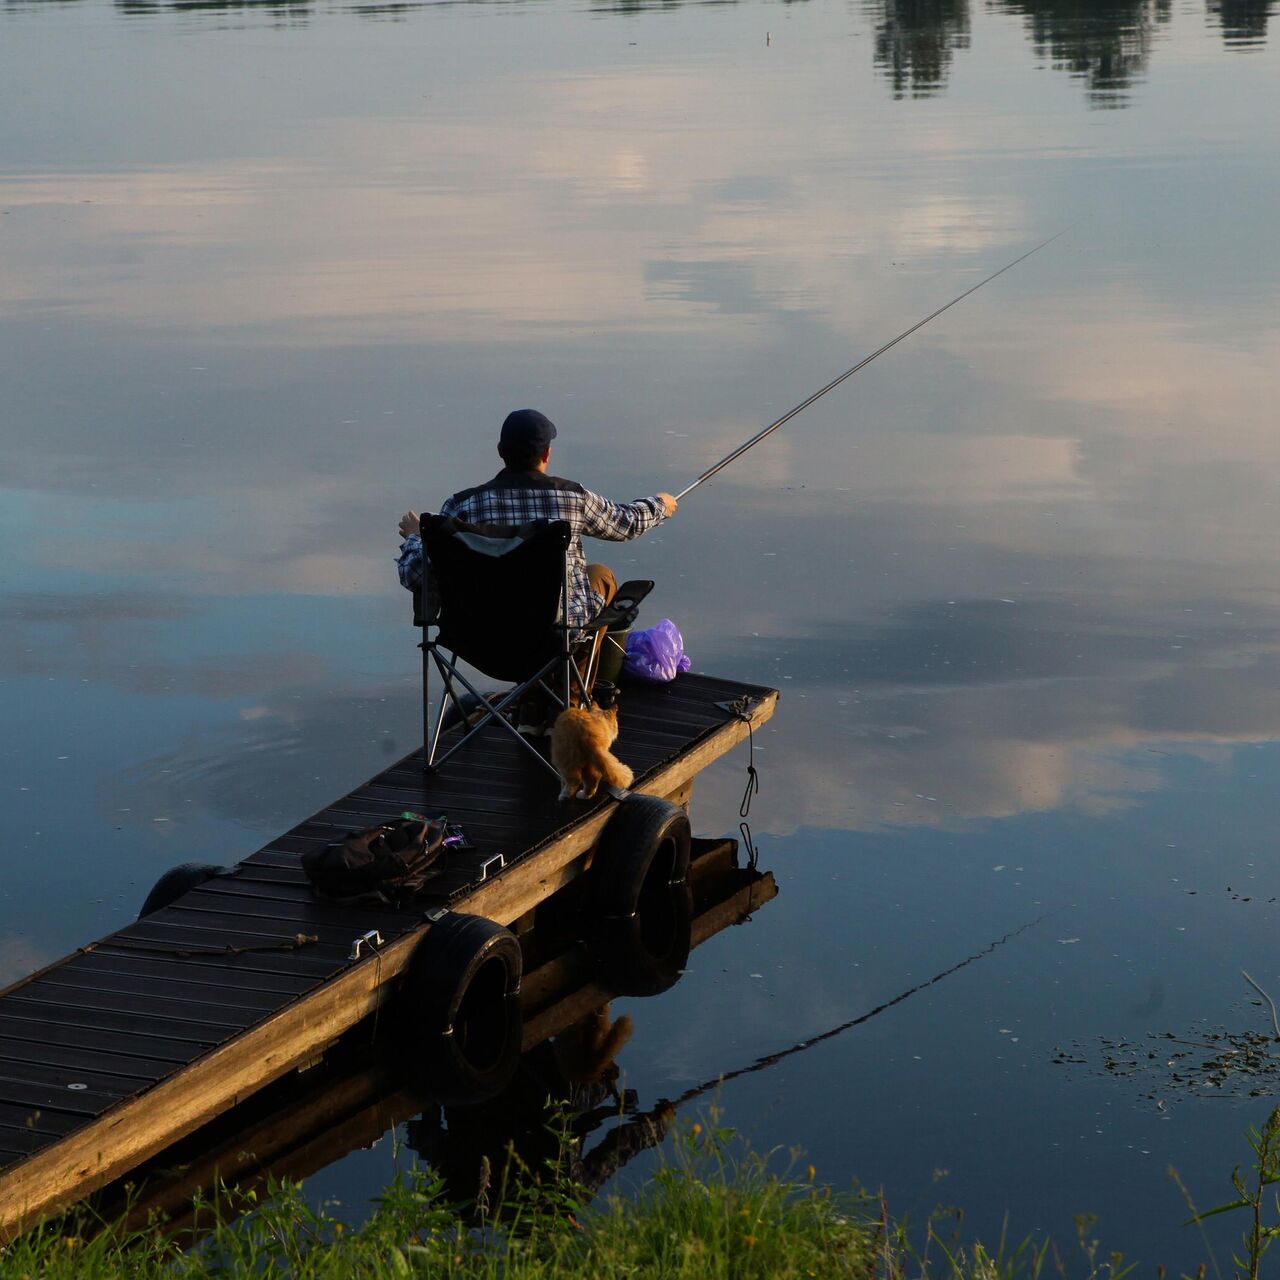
[500,409,558,450]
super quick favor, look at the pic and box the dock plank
[87,943,337,983]
[15,975,284,1018]
[0,998,246,1042]
[0,1038,179,1085]
[64,951,320,997]
[0,1061,153,1102]
[0,1103,88,1139]
[0,1078,122,1120]
[0,1016,216,1065]
[168,892,419,932]
[120,915,361,957]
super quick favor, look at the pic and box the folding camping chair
[413,513,651,781]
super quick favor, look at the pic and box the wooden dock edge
[0,689,777,1237]
[106,866,778,1235]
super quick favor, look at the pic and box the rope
[96,933,319,961]
[719,698,762,874]
[720,697,760,821]
[370,947,385,1044]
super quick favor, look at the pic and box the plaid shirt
[397,468,666,629]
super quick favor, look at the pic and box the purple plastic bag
[623,619,692,683]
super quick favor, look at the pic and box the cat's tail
[578,1012,635,1083]
[597,1011,634,1064]
[603,753,634,790]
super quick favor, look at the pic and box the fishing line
[674,230,1069,501]
[667,913,1048,1108]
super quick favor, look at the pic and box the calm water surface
[3,0,1280,1265]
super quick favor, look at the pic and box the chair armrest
[592,579,654,630]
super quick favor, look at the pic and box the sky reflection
[1,0,1279,1264]
[2,0,1278,930]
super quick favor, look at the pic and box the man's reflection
[407,1005,675,1206]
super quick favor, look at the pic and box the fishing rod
[674,230,1068,501]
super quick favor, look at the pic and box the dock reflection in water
[95,836,777,1234]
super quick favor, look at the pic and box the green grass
[0,1118,1125,1280]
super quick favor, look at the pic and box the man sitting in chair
[396,408,677,732]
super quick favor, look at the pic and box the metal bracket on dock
[478,853,505,881]
[348,930,386,961]
[715,695,763,720]
[424,906,449,922]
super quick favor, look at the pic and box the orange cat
[550,703,634,801]
[553,1006,635,1085]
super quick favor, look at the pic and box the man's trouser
[516,563,616,731]
[586,563,618,610]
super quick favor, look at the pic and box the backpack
[301,815,451,903]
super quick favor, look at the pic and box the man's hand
[656,492,677,518]
[398,509,420,538]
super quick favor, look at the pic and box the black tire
[590,794,693,996]
[404,912,523,1104]
[138,862,228,918]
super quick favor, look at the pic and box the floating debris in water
[1054,1025,1280,1108]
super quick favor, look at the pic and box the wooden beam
[116,1063,408,1233]
[691,873,777,948]
[666,779,694,810]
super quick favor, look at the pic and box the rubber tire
[404,912,524,1104]
[138,863,228,918]
[590,794,693,996]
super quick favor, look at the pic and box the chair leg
[580,627,608,701]
[426,648,488,770]
[428,654,564,783]
[426,682,452,769]
[427,632,437,762]
[536,653,596,715]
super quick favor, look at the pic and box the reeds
[0,1113,1122,1279]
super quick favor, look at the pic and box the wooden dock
[0,672,776,1235]
[97,834,778,1235]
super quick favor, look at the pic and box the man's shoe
[515,699,550,737]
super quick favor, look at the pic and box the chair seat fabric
[422,514,572,683]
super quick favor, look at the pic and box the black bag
[301,816,448,902]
